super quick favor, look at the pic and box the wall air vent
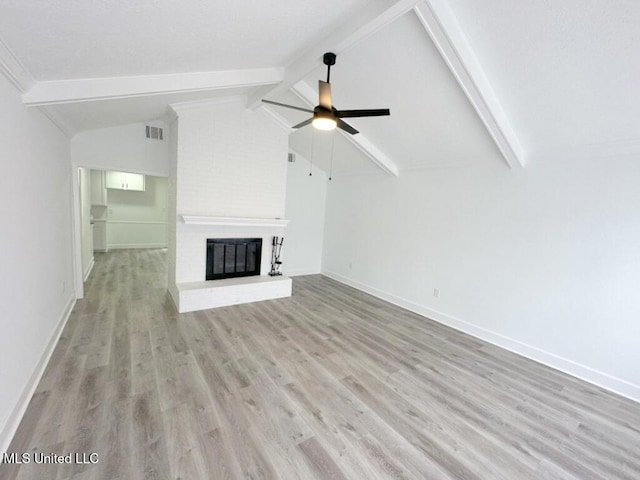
[145,125,164,140]
[288,153,296,163]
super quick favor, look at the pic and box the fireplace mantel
[180,215,290,228]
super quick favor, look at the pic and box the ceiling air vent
[145,125,164,140]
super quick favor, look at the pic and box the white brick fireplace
[167,98,292,313]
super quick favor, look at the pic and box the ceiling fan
[262,52,390,135]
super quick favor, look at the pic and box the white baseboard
[168,284,179,312]
[322,270,640,404]
[0,293,76,456]
[107,243,167,250]
[83,257,94,282]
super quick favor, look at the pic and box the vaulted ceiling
[1,0,638,175]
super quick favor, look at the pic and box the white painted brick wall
[169,100,290,285]
[176,101,288,217]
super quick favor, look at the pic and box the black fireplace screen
[206,238,262,280]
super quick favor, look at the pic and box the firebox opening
[206,238,262,281]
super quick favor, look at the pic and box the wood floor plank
[197,428,243,480]
[4,249,640,480]
[297,436,349,480]
[96,392,133,480]
[130,331,155,396]
[283,381,389,480]
[162,403,209,480]
[130,390,171,480]
[237,382,316,480]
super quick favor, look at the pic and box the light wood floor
[2,249,640,480]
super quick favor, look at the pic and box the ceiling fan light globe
[312,117,337,131]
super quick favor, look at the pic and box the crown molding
[414,1,525,169]
[22,68,282,106]
[0,35,34,93]
[291,80,399,177]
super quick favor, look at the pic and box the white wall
[106,175,168,249]
[78,167,94,277]
[283,153,327,276]
[167,117,179,302]
[71,122,169,176]
[170,100,289,289]
[0,74,75,451]
[322,157,640,401]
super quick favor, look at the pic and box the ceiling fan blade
[262,99,314,114]
[336,108,390,118]
[292,118,313,129]
[319,80,332,109]
[337,119,359,135]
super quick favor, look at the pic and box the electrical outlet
[433,288,440,299]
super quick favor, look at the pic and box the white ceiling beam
[291,81,399,176]
[414,0,525,168]
[22,68,283,107]
[247,0,420,109]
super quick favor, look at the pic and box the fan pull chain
[329,130,336,181]
[309,129,315,176]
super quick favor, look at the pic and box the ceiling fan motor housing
[314,105,333,116]
[323,52,336,66]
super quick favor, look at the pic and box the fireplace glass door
[206,238,262,280]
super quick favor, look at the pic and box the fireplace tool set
[269,236,284,276]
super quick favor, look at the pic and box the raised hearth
[176,275,292,313]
